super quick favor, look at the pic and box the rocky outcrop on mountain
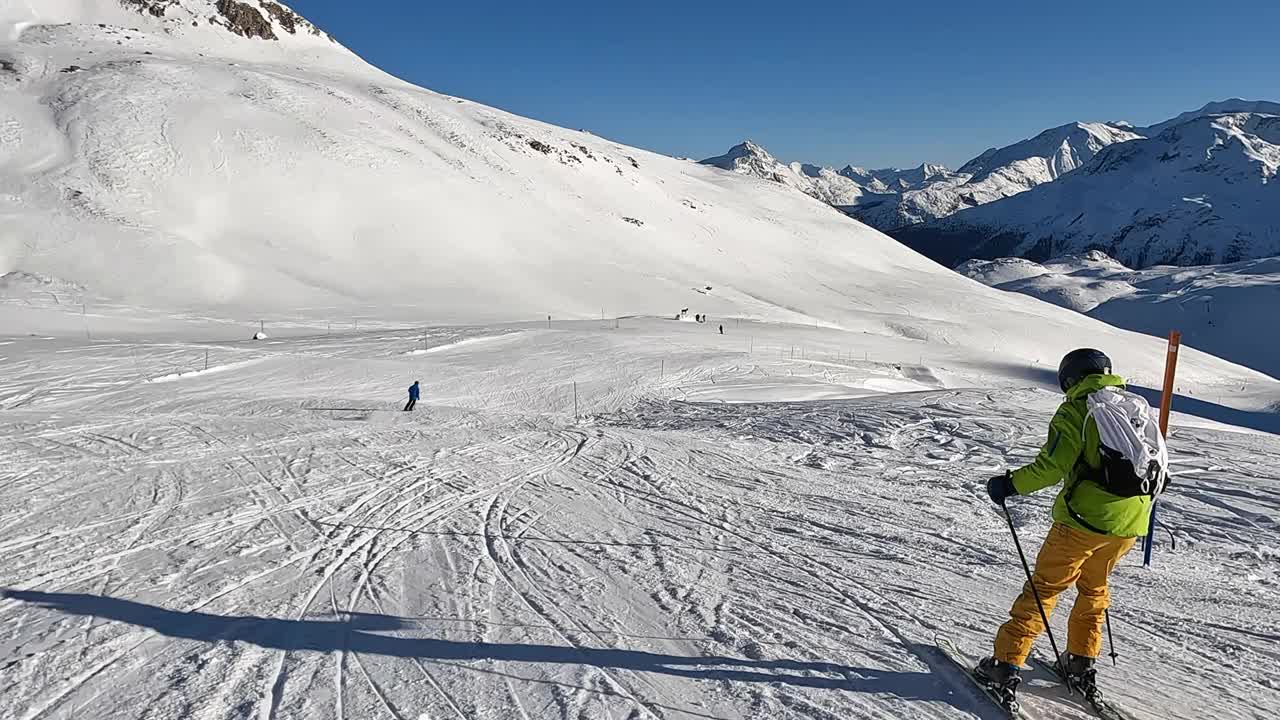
[214,0,274,40]
[700,141,868,206]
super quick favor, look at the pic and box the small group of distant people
[675,311,724,334]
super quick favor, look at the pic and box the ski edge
[934,634,1034,720]
[1028,654,1139,720]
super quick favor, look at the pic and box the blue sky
[291,0,1280,169]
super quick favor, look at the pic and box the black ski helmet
[1058,348,1112,392]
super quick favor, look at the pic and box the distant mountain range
[702,100,1280,268]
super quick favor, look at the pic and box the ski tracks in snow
[0,334,1277,719]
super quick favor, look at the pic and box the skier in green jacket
[976,349,1153,708]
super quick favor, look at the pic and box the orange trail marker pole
[1146,330,1180,567]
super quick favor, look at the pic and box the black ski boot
[975,657,1022,713]
[1059,653,1102,702]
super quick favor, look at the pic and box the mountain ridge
[896,111,1280,268]
[699,100,1278,269]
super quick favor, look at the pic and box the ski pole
[1001,501,1065,671]
[1104,609,1119,666]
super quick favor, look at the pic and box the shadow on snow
[978,361,1279,435]
[4,589,983,712]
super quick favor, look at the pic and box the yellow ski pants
[994,522,1136,666]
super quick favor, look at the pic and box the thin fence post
[660,359,664,378]
[573,382,579,419]
[205,350,209,371]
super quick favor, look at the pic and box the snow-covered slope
[4,6,1019,326]
[899,112,1280,268]
[1,0,1237,380]
[3,8,1279,718]
[956,251,1139,313]
[961,251,1280,378]
[0,0,345,59]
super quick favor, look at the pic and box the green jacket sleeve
[1011,404,1084,495]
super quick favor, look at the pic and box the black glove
[987,472,1017,505]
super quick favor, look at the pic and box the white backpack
[1081,388,1170,498]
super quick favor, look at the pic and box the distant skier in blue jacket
[404,381,420,411]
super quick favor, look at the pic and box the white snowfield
[1,3,1280,720]
[959,252,1280,380]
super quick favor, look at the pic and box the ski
[935,635,1033,719]
[1030,654,1139,720]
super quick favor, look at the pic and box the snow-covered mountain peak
[837,120,1143,232]
[898,110,1280,268]
[919,162,951,180]
[701,140,783,171]
[958,121,1142,182]
[1087,111,1279,183]
[700,141,867,205]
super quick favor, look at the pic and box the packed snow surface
[1,315,1279,720]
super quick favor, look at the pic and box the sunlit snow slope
[0,0,1267,387]
[0,0,1048,329]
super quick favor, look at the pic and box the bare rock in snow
[215,0,276,40]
